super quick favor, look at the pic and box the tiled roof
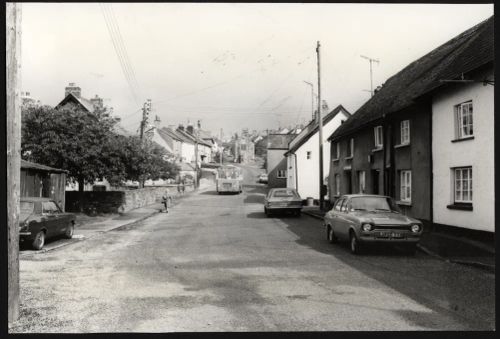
[286,105,350,155]
[160,127,183,141]
[21,160,68,173]
[267,134,296,150]
[176,128,212,147]
[329,16,493,142]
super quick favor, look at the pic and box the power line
[100,4,141,105]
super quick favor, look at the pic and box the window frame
[332,143,340,160]
[346,138,354,158]
[400,170,412,203]
[454,167,472,203]
[374,126,383,149]
[400,120,410,145]
[335,174,340,196]
[276,169,287,179]
[306,151,312,160]
[455,101,473,139]
[358,171,366,193]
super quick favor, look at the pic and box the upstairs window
[332,143,340,160]
[374,126,383,149]
[277,169,287,178]
[400,120,410,145]
[346,138,354,158]
[455,101,473,139]
[306,151,311,160]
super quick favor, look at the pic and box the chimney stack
[178,124,185,131]
[186,123,194,135]
[65,82,81,98]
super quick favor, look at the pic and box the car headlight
[362,223,372,232]
[411,224,421,233]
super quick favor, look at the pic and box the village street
[13,163,495,332]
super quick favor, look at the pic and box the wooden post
[7,2,22,326]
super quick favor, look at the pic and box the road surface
[13,162,495,332]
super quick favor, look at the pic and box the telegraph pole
[194,123,199,188]
[360,55,379,97]
[139,99,151,188]
[317,41,324,211]
[7,2,22,325]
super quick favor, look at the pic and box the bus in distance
[216,165,243,194]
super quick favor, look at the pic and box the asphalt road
[13,162,495,332]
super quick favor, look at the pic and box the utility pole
[139,99,151,188]
[303,81,315,121]
[194,120,200,188]
[7,2,22,325]
[360,55,379,97]
[317,41,324,211]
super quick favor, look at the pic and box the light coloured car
[264,188,302,217]
[258,173,268,184]
[323,194,423,255]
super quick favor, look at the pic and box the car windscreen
[273,190,298,198]
[350,196,398,212]
[20,201,35,221]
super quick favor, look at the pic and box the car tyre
[32,231,45,250]
[64,222,74,239]
[350,232,362,255]
[327,225,337,244]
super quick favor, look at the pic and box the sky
[20,3,493,138]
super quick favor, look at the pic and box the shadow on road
[246,212,267,219]
[274,215,494,330]
[243,194,264,204]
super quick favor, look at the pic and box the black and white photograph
[5,2,495,333]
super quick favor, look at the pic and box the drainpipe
[294,153,298,191]
[382,114,387,195]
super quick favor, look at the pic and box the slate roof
[329,16,494,142]
[55,92,95,112]
[160,127,183,141]
[176,128,212,147]
[21,160,68,173]
[267,134,296,150]
[285,105,351,155]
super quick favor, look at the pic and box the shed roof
[286,105,350,155]
[21,160,68,173]
[328,16,493,142]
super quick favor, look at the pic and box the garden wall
[66,184,194,214]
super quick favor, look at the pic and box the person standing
[161,193,168,213]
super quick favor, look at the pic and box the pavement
[302,206,495,273]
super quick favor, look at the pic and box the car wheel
[295,210,301,217]
[327,226,337,244]
[64,222,74,239]
[32,231,45,250]
[350,231,362,255]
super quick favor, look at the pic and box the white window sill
[332,158,339,162]
[396,200,412,206]
[394,143,410,149]
[371,147,383,153]
[344,156,353,160]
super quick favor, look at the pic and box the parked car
[264,188,302,217]
[258,173,268,184]
[19,197,76,250]
[323,194,423,255]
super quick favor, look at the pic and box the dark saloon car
[324,194,423,254]
[19,197,76,250]
[264,188,302,217]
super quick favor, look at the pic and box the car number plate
[378,231,403,238]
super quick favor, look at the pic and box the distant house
[266,134,296,188]
[21,160,68,211]
[234,137,255,164]
[55,83,103,113]
[328,16,493,231]
[285,105,350,200]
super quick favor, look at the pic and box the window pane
[456,169,462,181]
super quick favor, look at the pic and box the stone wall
[66,184,195,214]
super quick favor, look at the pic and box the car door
[336,198,351,240]
[329,197,345,239]
[42,201,62,238]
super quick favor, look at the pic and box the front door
[371,170,380,195]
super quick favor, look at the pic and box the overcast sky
[21,3,493,137]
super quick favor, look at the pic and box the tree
[22,105,122,191]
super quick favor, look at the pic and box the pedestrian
[161,193,168,213]
[181,179,185,194]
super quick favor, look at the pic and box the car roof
[341,194,391,199]
[20,197,54,202]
